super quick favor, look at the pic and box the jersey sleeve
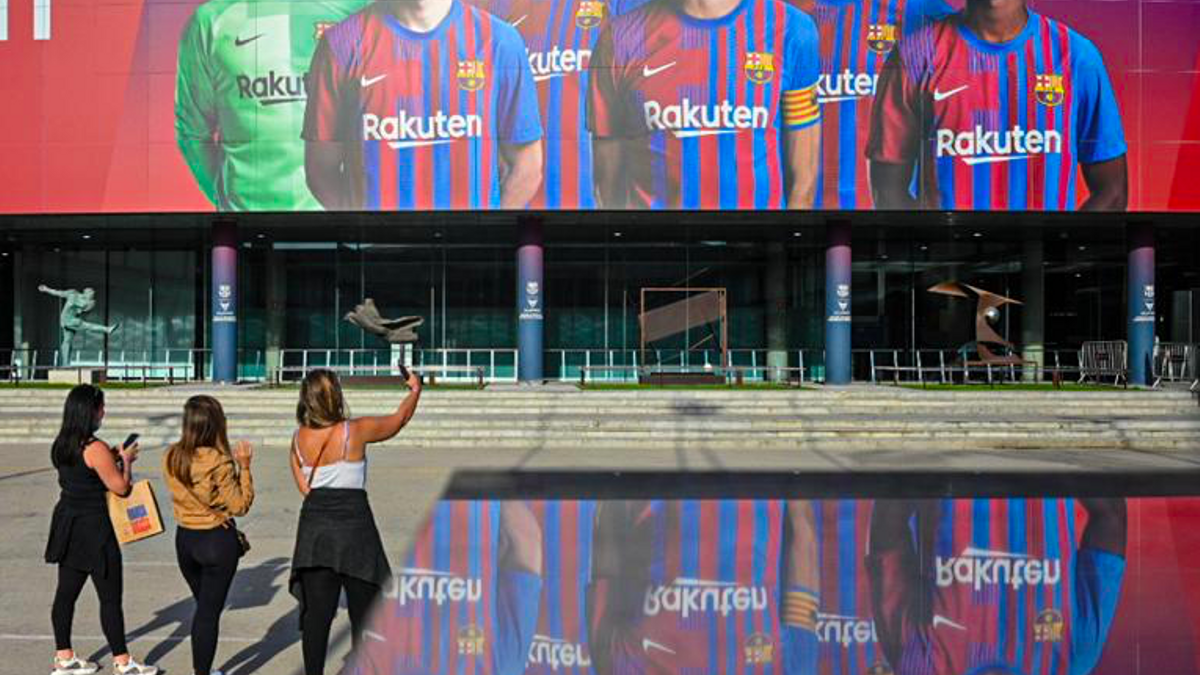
[866,46,922,164]
[1072,34,1128,166]
[174,9,222,206]
[302,32,349,142]
[587,24,632,138]
[493,22,543,144]
[1069,547,1126,675]
[780,8,821,130]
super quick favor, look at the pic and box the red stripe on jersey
[736,22,756,208]
[477,16,494,208]
[1025,37,1045,210]
[699,501,720,581]
[770,4,788,208]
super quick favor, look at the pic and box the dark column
[1127,222,1155,386]
[517,217,544,383]
[1021,236,1045,380]
[211,220,238,383]
[825,220,852,384]
[765,241,788,379]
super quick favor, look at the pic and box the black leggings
[52,561,127,655]
[176,526,241,675]
[299,567,380,675]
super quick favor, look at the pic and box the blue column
[517,216,544,382]
[825,220,852,384]
[211,220,238,383]
[1127,222,1155,386]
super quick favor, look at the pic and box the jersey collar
[672,0,749,29]
[954,9,1040,55]
[381,0,464,41]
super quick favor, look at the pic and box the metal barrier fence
[3,345,1191,386]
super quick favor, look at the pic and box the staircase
[0,385,1196,451]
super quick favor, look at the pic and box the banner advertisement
[345,497,1200,675]
[0,0,1197,214]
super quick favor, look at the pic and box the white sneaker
[112,658,158,675]
[52,657,100,675]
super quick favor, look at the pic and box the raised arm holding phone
[287,367,422,675]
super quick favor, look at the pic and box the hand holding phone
[119,433,141,465]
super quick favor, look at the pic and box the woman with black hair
[44,384,158,675]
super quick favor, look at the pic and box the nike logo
[642,638,676,654]
[817,94,864,104]
[234,33,264,47]
[642,61,676,78]
[932,615,968,631]
[511,14,528,27]
[360,74,387,88]
[388,139,457,149]
[932,84,968,102]
[533,73,566,82]
[672,129,740,139]
[960,155,1027,166]
[960,547,1029,559]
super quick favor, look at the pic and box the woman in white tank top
[287,367,422,675]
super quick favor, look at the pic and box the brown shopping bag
[107,479,165,545]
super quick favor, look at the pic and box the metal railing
[0,348,265,383]
[275,348,518,384]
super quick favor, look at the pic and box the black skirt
[45,499,120,578]
[289,488,391,619]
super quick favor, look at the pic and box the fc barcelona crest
[457,625,486,655]
[744,52,774,85]
[742,633,774,665]
[1034,608,1065,642]
[867,23,897,54]
[457,60,487,91]
[576,1,605,29]
[865,663,895,675]
[1035,73,1065,107]
[314,21,336,40]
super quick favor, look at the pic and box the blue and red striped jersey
[346,501,514,675]
[867,10,1127,210]
[587,0,822,209]
[603,500,787,675]
[878,498,1124,675]
[791,0,953,209]
[302,1,543,210]
[467,0,647,209]
[525,501,596,675]
[814,499,888,675]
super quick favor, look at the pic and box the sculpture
[927,281,1025,365]
[38,285,119,366]
[343,298,423,344]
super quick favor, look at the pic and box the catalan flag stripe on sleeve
[783,589,820,631]
[782,85,820,129]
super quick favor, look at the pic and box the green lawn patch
[895,382,1137,392]
[580,382,806,391]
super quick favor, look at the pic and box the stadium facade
[1,0,1198,385]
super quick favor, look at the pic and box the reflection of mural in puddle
[344,494,1200,675]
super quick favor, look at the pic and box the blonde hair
[297,369,348,428]
[166,395,231,488]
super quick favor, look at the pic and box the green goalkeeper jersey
[174,0,368,211]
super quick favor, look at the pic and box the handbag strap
[294,428,332,490]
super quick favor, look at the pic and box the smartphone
[398,364,411,381]
[123,432,140,449]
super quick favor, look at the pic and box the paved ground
[5,438,1200,675]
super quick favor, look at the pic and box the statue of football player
[38,285,118,365]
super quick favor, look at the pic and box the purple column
[1127,223,1155,386]
[825,220,852,384]
[212,220,238,383]
[517,216,544,382]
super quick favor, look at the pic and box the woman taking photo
[163,395,254,675]
[288,367,422,675]
[45,384,158,675]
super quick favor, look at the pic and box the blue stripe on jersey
[1011,500,1029,671]
[650,500,666,582]
[651,132,668,209]
[546,503,564,650]
[366,142,382,209]
[434,504,452,672]
[681,136,699,208]
[433,42,453,208]
[1043,28,1063,211]
[838,500,858,675]
[1043,499,1063,675]
[754,502,773,675]
[718,501,737,674]
[839,4,864,209]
